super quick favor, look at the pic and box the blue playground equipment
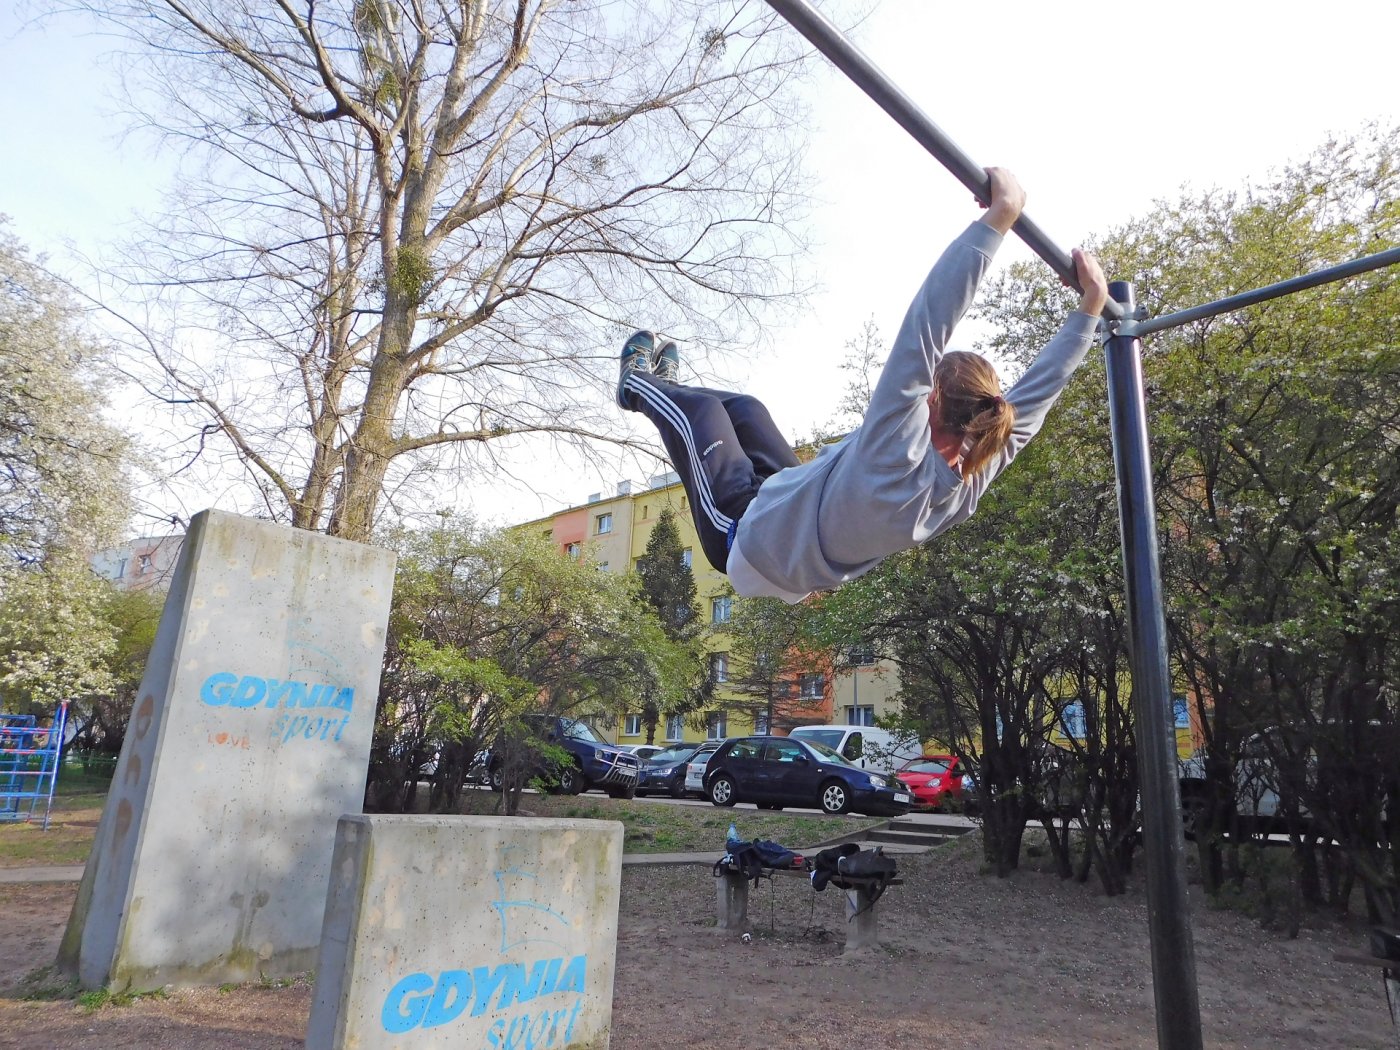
[0,702,69,830]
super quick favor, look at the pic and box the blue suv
[703,735,912,816]
[489,715,640,799]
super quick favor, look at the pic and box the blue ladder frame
[0,702,69,830]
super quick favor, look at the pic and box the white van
[787,725,921,775]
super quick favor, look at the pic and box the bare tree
[86,0,814,539]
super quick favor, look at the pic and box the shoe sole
[618,331,656,407]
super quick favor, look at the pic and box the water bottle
[727,822,740,849]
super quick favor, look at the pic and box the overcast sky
[2,1,1397,533]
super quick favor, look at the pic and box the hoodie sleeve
[854,221,1004,466]
[982,310,1099,482]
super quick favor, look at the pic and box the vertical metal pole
[1103,281,1204,1050]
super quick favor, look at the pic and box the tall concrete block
[308,814,623,1050]
[59,510,396,991]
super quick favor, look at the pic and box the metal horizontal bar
[763,0,1123,320]
[1134,246,1400,337]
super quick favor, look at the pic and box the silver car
[683,740,724,795]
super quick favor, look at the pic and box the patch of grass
[76,986,168,1012]
[1200,843,1304,935]
[215,970,312,994]
[257,971,310,990]
[456,792,882,853]
[0,795,105,868]
[19,966,80,1002]
[50,791,110,811]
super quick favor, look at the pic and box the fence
[0,702,69,830]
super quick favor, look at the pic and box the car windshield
[648,747,695,765]
[903,758,951,774]
[561,718,602,743]
[799,739,855,766]
[793,729,844,750]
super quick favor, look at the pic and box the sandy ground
[0,836,1392,1049]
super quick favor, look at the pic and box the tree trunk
[328,311,411,540]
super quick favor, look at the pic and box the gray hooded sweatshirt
[727,220,1099,603]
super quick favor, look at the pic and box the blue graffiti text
[199,672,354,712]
[382,955,587,1037]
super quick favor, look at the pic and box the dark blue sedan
[702,735,912,816]
[635,744,703,798]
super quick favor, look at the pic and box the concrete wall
[308,814,623,1050]
[59,510,396,991]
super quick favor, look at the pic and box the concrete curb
[3,854,730,882]
[0,815,976,882]
[0,865,84,884]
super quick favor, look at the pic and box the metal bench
[1335,927,1400,1048]
[713,862,903,953]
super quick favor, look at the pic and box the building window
[596,512,612,535]
[710,653,729,683]
[665,715,684,741]
[845,705,875,727]
[711,596,732,624]
[799,673,825,699]
[624,714,642,736]
[641,504,649,520]
[847,644,876,666]
[1060,701,1087,740]
[681,496,688,511]
[564,542,580,559]
[114,558,127,579]
[1172,694,1190,729]
[137,553,153,575]
[542,530,552,539]
[706,711,727,740]
[597,561,610,572]
[681,548,692,569]
[754,712,770,734]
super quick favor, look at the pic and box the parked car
[618,744,667,761]
[636,744,705,798]
[786,724,922,774]
[683,741,724,795]
[1178,724,1394,840]
[488,715,640,798]
[958,769,979,815]
[703,735,912,816]
[895,755,966,810]
[466,748,492,786]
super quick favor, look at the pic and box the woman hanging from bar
[615,167,1110,602]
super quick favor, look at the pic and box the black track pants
[621,372,799,572]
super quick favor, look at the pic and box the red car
[895,755,965,811]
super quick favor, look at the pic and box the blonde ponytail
[930,351,1015,477]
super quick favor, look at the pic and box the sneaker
[617,330,655,408]
[652,337,681,382]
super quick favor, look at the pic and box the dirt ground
[0,834,1391,1050]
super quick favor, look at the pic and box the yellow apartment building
[510,472,904,747]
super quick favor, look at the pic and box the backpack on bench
[811,844,898,909]
[715,838,804,885]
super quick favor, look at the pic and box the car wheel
[820,780,851,815]
[606,784,636,800]
[709,775,737,807]
[557,763,585,796]
[669,780,687,800]
[488,763,505,791]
